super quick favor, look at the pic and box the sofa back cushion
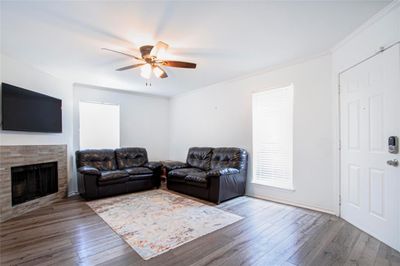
[76,149,117,171]
[115,147,148,169]
[186,147,213,170]
[210,147,247,170]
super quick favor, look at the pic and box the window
[79,101,120,149]
[252,85,294,190]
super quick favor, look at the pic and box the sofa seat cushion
[99,170,129,181]
[125,167,153,175]
[98,170,129,186]
[168,168,204,183]
[185,172,208,188]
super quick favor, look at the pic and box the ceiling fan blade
[163,60,196,69]
[102,48,142,60]
[150,41,169,57]
[116,63,146,71]
[153,66,168,79]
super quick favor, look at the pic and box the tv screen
[1,83,62,133]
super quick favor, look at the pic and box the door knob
[387,159,399,167]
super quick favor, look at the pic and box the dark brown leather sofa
[165,147,248,204]
[76,148,161,199]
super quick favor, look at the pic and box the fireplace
[0,145,67,222]
[11,162,58,206]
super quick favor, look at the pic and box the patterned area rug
[87,189,243,260]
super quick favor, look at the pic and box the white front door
[340,44,400,251]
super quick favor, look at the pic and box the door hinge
[339,195,342,206]
[339,140,342,151]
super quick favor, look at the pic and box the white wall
[73,84,170,162]
[0,54,75,194]
[331,2,400,215]
[169,54,336,214]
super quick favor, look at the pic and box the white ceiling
[1,1,390,96]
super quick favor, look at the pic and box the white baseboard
[246,193,338,216]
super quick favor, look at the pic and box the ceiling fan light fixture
[150,41,169,58]
[153,66,164,78]
[140,64,152,79]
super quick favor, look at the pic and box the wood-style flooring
[1,189,399,266]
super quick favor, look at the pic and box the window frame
[79,101,120,150]
[251,84,295,191]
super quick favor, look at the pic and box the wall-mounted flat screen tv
[1,83,62,133]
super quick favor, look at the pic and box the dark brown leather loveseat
[76,148,161,199]
[165,147,248,204]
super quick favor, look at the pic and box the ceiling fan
[102,41,196,79]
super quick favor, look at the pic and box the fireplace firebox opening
[11,161,58,206]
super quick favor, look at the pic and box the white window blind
[252,85,294,190]
[79,101,120,149]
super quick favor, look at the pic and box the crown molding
[172,50,331,99]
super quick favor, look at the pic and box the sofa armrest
[78,166,101,176]
[77,168,99,199]
[208,170,246,204]
[144,161,162,171]
[163,161,189,172]
[207,168,239,177]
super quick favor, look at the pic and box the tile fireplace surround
[0,145,68,222]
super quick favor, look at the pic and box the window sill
[251,180,295,191]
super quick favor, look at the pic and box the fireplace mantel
[0,145,68,222]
